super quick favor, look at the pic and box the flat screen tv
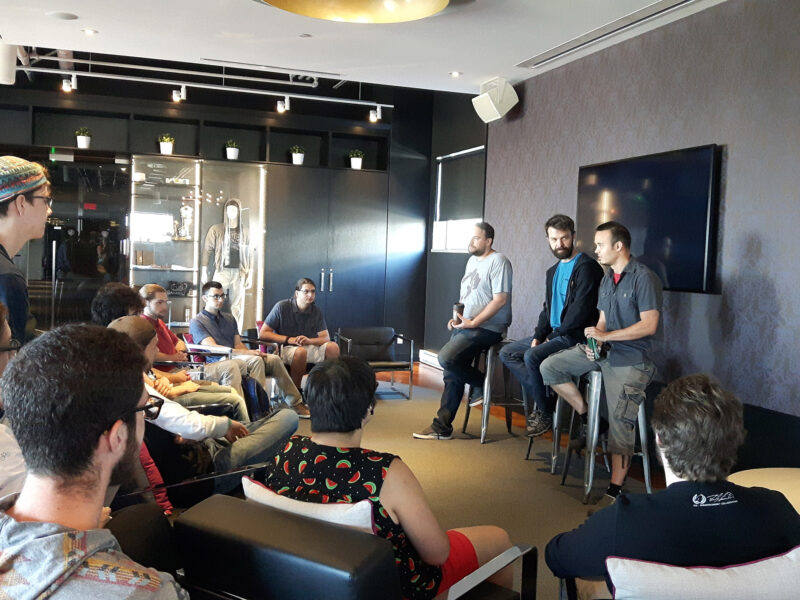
[575,145,721,293]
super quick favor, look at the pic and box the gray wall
[484,0,800,416]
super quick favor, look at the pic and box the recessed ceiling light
[82,28,99,36]
[46,11,79,20]
[299,33,312,38]
[450,71,462,78]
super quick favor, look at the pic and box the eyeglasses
[205,293,226,300]
[119,395,164,422]
[30,195,54,208]
[0,339,20,354]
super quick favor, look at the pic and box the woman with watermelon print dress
[262,356,514,600]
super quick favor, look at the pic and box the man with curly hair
[545,373,800,589]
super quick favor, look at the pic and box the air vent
[517,0,694,69]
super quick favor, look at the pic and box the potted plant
[159,133,175,155]
[289,145,305,166]
[75,127,91,149]
[225,139,240,160]
[349,149,365,170]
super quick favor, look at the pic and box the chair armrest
[239,336,279,353]
[337,333,353,354]
[434,544,536,600]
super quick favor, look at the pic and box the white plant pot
[160,141,174,155]
[76,136,91,149]
[292,153,304,165]
[350,157,363,170]
[226,147,239,160]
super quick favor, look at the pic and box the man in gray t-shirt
[414,222,513,440]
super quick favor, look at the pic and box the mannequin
[202,199,251,325]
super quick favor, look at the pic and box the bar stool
[559,370,652,503]
[462,340,525,444]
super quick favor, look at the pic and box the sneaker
[293,403,311,419]
[526,410,553,437]
[412,426,453,440]
[467,386,484,408]
[568,421,587,450]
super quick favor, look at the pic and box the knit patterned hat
[0,156,48,202]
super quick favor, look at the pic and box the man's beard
[551,243,573,260]
[110,424,140,489]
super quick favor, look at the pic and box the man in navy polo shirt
[541,221,662,504]
[189,281,308,418]
[258,277,339,390]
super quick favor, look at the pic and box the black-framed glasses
[205,293,227,300]
[0,339,21,354]
[30,195,54,208]
[120,395,164,422]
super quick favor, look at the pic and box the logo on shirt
[461,269,481,300]
[691,492,737,507]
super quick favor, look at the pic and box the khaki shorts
[280,342,330,365]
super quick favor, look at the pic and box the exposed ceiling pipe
[33,54,317,88]
[16,46,33,81]
[56,49,75,72]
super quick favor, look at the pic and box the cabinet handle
[320,268,325,292]
[329,269,334,292]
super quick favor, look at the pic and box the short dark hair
[544,214,575,234]
[295,277,316,291]
[652,374,746,482]
[1,324,146,480]
[475,221,495,241]
[202,281,223,295]
[596,221,631,249]
[305,357,376,434]
[91,282,145,326]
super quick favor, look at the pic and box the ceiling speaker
[0,42,17,85]
[472,77,518,123]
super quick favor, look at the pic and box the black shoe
[526,410,553,437]
[568,421,587,450]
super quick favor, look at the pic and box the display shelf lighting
[172,84,187,102]
[369,105,382,122]
[277,95,290,113]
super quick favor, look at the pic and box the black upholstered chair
[337,327,415,400]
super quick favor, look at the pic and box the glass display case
[129,156,266,329]
[129,156,201,325]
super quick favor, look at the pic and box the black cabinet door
[325,170,389,331]
[264,165,330,318]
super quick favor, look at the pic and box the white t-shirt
[460,251,513,333]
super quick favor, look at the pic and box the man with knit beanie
[0,156,52,343]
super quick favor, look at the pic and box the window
[432,146,485,252]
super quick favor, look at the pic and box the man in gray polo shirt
[414,222,513,440]
[540,221,662,504]
[258,277,340,390]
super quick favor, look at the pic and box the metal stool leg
[638,401,653,493]
[461,400,471,433]
[550,395,563,474]
[583,370,603,504]
[480,346,496,444]
[560,409,578,486]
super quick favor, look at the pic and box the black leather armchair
[337,327,415,400]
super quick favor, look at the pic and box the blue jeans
[498,335,573,416]
[432,328,503,435]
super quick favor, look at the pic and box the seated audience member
[258,277,339,390]
[0,323,188,598]
[91,281,144,326]
[262,357,513,600]
[190,281,309,418]
[139,283,244,395]
[0,301,25,497]
[109,316,298,490]
[546,374,800,590]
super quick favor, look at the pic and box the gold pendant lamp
[262,0,449,24]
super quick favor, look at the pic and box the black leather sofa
[174,494,536,600]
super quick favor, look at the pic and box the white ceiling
[0,0,728,93]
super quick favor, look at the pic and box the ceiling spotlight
[277,96,290,113]
[81,28,99,36]
[62,78,73,93]
[172,85,187,103]
[70,73,78,91]
[369,105,382,122]
[450,71,462,78]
